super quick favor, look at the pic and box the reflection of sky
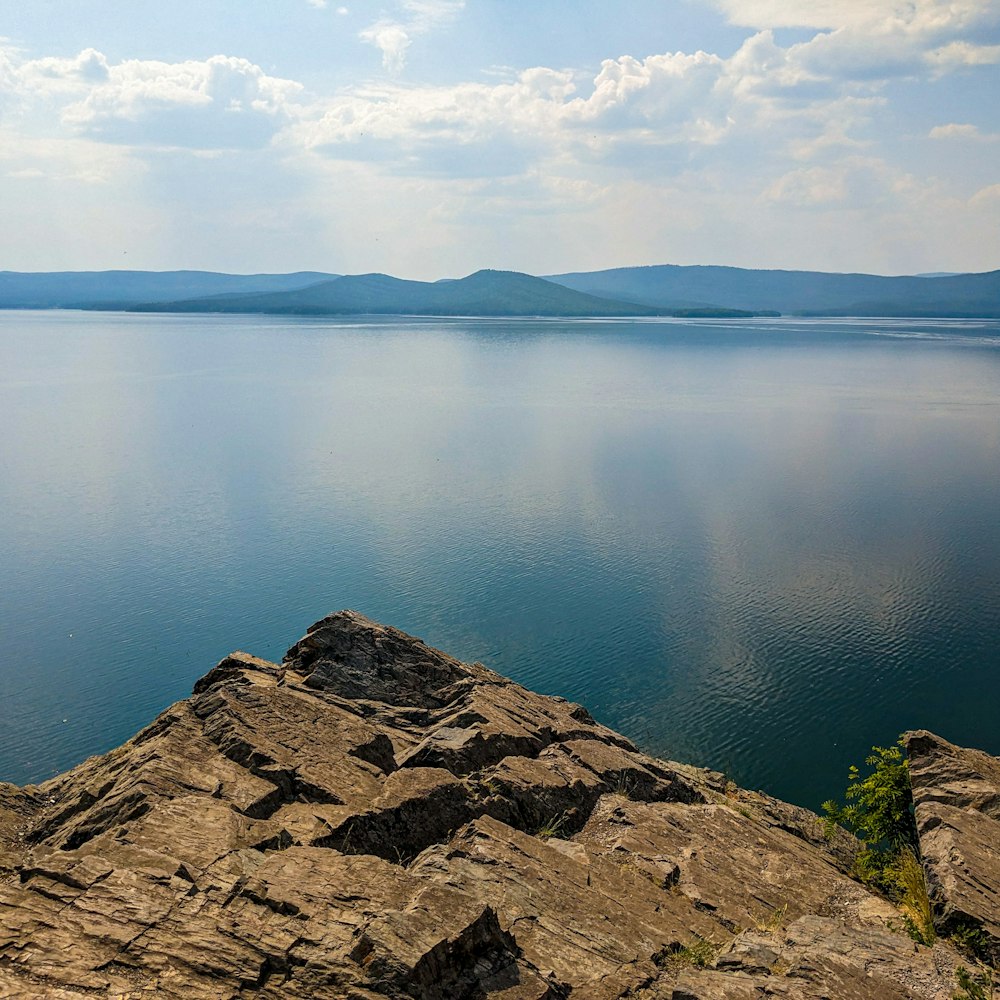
[2,312,1000,807]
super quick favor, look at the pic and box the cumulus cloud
[712,0,1000,79]
[3,49,302,149]
[289,30,887,179]
[928,40,1000,68]
[292,67,570,154]
[359,0,464,72]
[710,0,998,32]
[3,8,992,175]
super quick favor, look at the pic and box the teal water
[2,310,999,809]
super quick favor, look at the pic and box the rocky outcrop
[906,729,1000,964]
[0,611,995,998]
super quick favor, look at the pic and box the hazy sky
[1,1,998,278]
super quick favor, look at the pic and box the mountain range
[1,264,999,317]
[547,264,1000,317]
[129,269,680,318]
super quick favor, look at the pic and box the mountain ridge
[1,263,999,316]
[546,263,1000,316]
[128,268,676,317]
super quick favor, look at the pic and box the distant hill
[0,270,335,309]
[547,265,1000,317]
[130,269,710,317]
[3,264,998,317]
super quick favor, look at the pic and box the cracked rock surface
[906,729,1000,964]
[0,611,996,998]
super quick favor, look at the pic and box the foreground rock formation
[0,611,997,998]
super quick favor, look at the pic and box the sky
[1,0,998,279]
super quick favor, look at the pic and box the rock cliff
[0,611,997,998]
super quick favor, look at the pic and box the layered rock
[906,729,1000,964]
[0,611,994,998]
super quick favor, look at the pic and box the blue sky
[1,1,998,278]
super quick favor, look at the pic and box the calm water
[2,310,999,809]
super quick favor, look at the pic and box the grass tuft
[535,811,568,840]
[888,848,935,946]
[655,936,721,971]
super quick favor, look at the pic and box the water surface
[2,311,999,808]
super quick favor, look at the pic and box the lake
[2,310,999,810]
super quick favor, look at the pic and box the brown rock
[0,612,992,998]
[906,729,1000,961]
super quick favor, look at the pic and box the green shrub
[822,739,916,849]
[822,737,918,891]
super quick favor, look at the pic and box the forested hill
[547,264,1000,317]
[129,269,688,317]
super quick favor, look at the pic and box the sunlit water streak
[1,311,999,808]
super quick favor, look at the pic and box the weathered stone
[906,729,1000,961]
[0,612,994,998]
[283,611,469,708]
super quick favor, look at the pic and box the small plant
[535,811,568,839]
[953,964,994,1000]
[951,920,993,964]
[611,772,637,800]
[656,937,720,970]
[752,902,788,934]
[684,937,719,968]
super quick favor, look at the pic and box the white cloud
[307,0,328,8]
[290,32,887,180]
[359,22,412,73]
[712,0,1000,80]
[927,40,1000,69]
[761,157,917,209]
[970,182,1000,208]
[3,50,303,149]
[929,122,999,140]
[710,0,998,32]
[359,0,464,72]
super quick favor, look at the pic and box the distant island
[1,263,999,317]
